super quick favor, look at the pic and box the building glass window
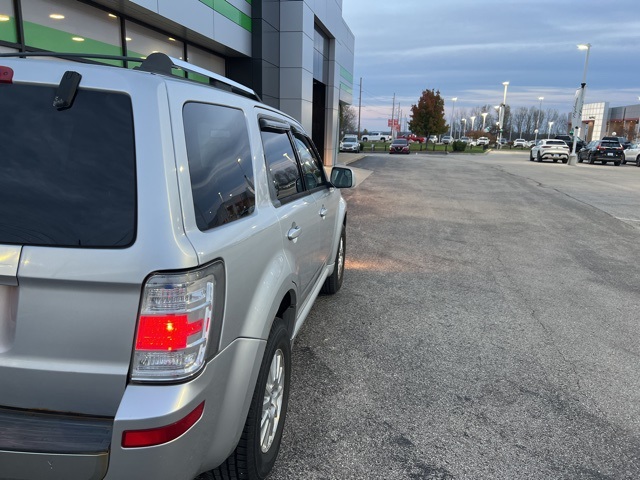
[124,20,184,74]
[125,20,183,61]
[0,0,16,44]
[313,25,328,84]
[22,0,123,65]
[187,44,225,84]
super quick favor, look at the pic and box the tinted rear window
[0,83,136,247]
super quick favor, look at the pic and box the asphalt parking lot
[271,150,640,479]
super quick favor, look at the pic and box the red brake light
[0,66,14,84]
[122,402,205,448]
[135,314,204,351]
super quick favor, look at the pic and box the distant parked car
[513,138,527,148]
[623,143,640,166]
[602,136,631,149]
[554,134,586,152]
[476,137,489,146]
[398,133,425,143]
[441,135,453,144]
[340,134,360,153]
[428,135,439,143]
[389,138,410,154]
[460,136,470,143]
[577,140,623,165]
[530,139,570,163]
[361,132,389,142]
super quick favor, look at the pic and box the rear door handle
[319,206,327,218]
[287,224,301,241]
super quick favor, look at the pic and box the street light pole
[547,121,554,139]
[534,96,544,144]
[569,43,591,165]
[498,81,509,147]
[470,115,476,134]
[481,112,488,132]
[461,118,467,136]
[450,97,457,137]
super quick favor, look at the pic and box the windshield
[0,83,136,247]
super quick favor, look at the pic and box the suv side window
[292,133,327,191]
[183,103,255,231]
[261,129,303,203]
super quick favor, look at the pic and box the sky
[341,0,640,132]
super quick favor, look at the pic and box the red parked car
[389,138,410,154]
[398,133,425,143]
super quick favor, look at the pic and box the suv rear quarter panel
[166,83,300,347]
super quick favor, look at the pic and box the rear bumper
[593,154,622,162]
[540,151,568,160]
[0,338,265,480]
[340,145,359,152]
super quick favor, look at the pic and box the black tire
[536,151,542,162]
[562,159,568,164]
[614,161,621,166]
[209,319,291,480]
[529,152,534,161]
[322,226,346,294]
[578,155,583,163]
[622,154,626,165]
[636,155,640,167]
[553,159,558,163]
[588,155,594,165]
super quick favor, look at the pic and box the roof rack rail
[0,51,261,102]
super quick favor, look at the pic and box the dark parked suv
[554,134,586,153]
[577,140,624,165]
[602,136,631,149]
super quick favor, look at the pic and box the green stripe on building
[340,66,353,84]
[198,0,252,32]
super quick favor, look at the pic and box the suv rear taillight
[0,66,13,84]
[131,262,224,382]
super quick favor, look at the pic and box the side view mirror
[330,166,356,188]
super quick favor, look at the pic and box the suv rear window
[0,83,136,248]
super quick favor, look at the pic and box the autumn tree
[339,104,358,136]
[408,89,447,140]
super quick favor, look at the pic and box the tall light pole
[547,121,554,139]
[498,81,509,147]
[449,97,458,137]
[481,112,488,132]
[569,43,591,165]
[534,96,544,144]
[470,115,476,133]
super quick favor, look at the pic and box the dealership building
[581,102,640,143]
[0,0,355,165]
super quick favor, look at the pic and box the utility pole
[391,93,396,140]
[357,77,362,139]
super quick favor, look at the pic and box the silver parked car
[340,134,361,153]
[0,52,354,480]
[529,139,570,163]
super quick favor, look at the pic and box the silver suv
[0,52,354,480]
